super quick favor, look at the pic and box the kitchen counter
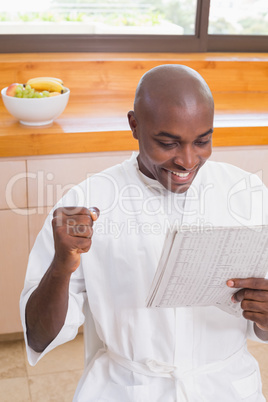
[1,92,268,157]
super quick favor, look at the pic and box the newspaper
[146,225,268,316]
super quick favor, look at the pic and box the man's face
[128,100,213,193]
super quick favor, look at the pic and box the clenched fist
[52,206,100,274]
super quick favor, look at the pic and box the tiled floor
[0,334,267,401]
[0,334,84,402]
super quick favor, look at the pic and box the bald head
[128,64,214,193]
[134,64,214,116]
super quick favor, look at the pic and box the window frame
[0,0,267,53]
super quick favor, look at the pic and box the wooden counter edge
[1,126,268,158]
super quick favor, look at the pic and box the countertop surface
[1,91,268,157]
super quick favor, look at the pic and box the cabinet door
[0,161,27,209]
[0,210,28,334]
[27,152,131,208]
[211,146,268,187]
[28,208,50,250]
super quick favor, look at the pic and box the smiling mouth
[170,170,190,178]
[161,168,199,186]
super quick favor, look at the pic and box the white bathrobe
[20,153,268,401]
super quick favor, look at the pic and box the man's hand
[52,206,100,274]
[227,278,268,338]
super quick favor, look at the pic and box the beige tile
[0,377,31,402]
[27,152,131,207]
[29,370,83,402]
[211,146,268,187]
[25,334,84,376]
[0,332,24,342]
[0,160,27,210]
[0,340,27,379]
[0,210,29,333]
[247,340,268,400]
[28,206,52,250]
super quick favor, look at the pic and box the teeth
[171,171,190,178]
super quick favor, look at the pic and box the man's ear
[127,111,138,140]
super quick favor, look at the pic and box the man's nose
[173,144,198,170]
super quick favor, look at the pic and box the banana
[27,77,64,85]
[26,77,64,93]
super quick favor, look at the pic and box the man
[21,65,268,401]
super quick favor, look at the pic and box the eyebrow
[155,128,214,140]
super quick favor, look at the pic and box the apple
[6,83,20,97]
[49,92,61,97]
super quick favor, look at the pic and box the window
[1,0,197,35]
[207,0,268,51]
[209,0,268,35]
[0,0,267,52]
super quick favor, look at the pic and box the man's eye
[159,142,176,148]
[195,139,211,146]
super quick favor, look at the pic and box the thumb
[89,207,100,222]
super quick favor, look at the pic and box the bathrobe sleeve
[20,187,87,366]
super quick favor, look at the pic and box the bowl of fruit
[1,77,70,126]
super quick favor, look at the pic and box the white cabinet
[0,161,27,210]
[0,210,28,333]
[211,145,268,187]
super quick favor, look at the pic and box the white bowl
[1,87,70,126]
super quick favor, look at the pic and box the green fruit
[10,83,54,99]
[29,89,35,98]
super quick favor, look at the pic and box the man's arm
[25,206,99,353]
